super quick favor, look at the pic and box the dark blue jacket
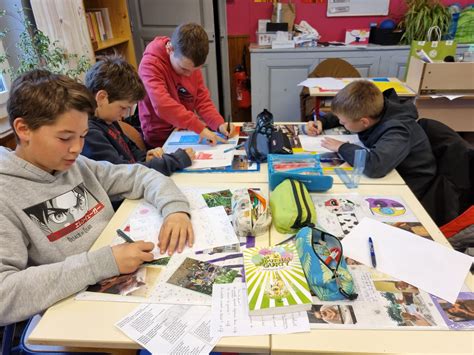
[82,117,192,176]
[321,90,436,199]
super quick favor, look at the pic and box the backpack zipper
[289,180,303,229]
[297,180,313,227]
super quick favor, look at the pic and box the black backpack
[245,109,292,163]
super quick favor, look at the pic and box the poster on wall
[327,0,390,17]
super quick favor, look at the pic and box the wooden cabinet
[250,44,469,121]
[31,0,137,69]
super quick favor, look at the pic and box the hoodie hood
[358,89,418,144]
[142,36,171,70]
[0,147,57,183]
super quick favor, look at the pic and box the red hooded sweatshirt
[138,37,224,147]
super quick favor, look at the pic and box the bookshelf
[30,0,137,69]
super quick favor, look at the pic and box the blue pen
[368,237,377,268]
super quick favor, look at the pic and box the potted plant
[398,0,451,44]
[0,7,90,80]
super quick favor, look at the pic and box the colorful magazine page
[431,292,474,330]
[202,189,233,215]
[243,243,312,315]
[166,257,239,296]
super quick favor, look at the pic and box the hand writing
[112,241,155,274]
[306,121,323,136]
[218,122,238,138]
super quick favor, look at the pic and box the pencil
[116,229,134,243]
[226,115,231,134]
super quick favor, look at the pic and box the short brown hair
[331,80,384,121]
[170,23,209,66]
[85,55,145,102]
[7,69,96,140]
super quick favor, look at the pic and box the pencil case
[267,154,333,192]
[231,188,272,238]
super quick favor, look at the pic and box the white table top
[28,182,470,354]
[28,182,271,354]
[270,184,474,355]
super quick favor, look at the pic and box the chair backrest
[418,118,474,225]
[118,120,147,151]
[309,58,361,79]
[300,58,361,121]
[1,323,16,355]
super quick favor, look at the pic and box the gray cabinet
[250,44,468,121]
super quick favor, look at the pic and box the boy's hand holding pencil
[305,120,323,136]
[112,240,155,274]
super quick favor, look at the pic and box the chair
[118,120,147,151]
[418,118,474,226]
[299,58,361,121]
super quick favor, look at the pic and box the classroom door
[128,0,230,115]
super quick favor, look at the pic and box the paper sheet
[297,77,346,90]
[211,283,310,337]
[299,134,363,153]
[341,218,472,303]
[188,146,235,170]
[116,304,220,354]
[129,202,238,258]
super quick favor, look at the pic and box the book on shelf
[243,242,312,315]
[86,11,101,44]
[93,11,107,41]
[89,8,114,40]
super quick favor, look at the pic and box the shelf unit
[30,0,137,69]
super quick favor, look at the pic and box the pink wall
[226,0,471,42]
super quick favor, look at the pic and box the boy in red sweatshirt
[138,23,236,148]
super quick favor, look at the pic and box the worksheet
[211,283,310,336]
[116,304,219,354]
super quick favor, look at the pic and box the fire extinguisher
[234,46,251,109]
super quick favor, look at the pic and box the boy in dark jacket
[82,55,195,176]
[305,80,436,199]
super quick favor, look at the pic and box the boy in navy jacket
[82,55,194,175]
[305,80,436,199]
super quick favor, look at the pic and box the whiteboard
[327,0,390,17]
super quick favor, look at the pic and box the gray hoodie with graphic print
[0,147,189,325]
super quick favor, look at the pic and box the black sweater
[321,90,436,199]
[82,117,192,176]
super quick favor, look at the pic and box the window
[0,39,9,118]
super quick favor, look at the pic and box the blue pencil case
[267,154,333,192]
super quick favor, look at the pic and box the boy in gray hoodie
[0,69,194,325]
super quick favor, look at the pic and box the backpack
[245,109,292,163]
[270,179,316,234]
[295,226,358,301]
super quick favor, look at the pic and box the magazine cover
[243,243,312,315]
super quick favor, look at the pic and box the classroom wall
[226,0,472,43]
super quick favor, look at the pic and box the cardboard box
[406,58,474,94]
